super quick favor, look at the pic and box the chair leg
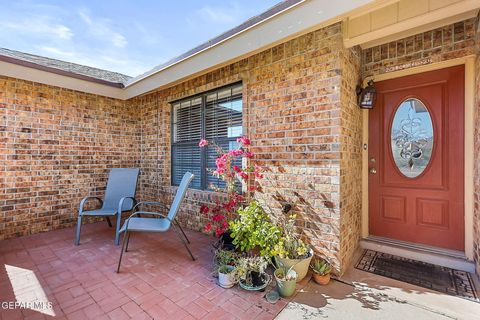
[173,225,195,261]
[175,220,190,244]
[116,231,128,273]
[74,215,82,246]
[125,233,131,252]
[105,217,112,227]
[114,212,122,246]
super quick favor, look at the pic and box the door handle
[369,167,377,174]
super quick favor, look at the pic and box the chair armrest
[79,196,103,214]
[118,196,137,214]
[132,201,169,212]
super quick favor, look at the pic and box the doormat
[355,249,479,302]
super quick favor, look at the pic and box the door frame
[361,55,475,260]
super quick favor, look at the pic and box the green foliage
[213,249,239,275]
[218,265,233,274]
[274,267,297,281]
[229,201,282,258]
[310,258,332,276]
[236,256,268,286]
[271,215,310,259]
[214,249,238,266]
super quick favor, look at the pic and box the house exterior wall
[130,22,363,273]
[0,77,140,240]
[475,16,480,276]
[361,17,479,274]
[362,18,477,78]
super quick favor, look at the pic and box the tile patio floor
[0,222,292,320]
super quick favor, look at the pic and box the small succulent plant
[310,258,332,276]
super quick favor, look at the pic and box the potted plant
[272,215,313,282]
[229,201,282,257]
[218,265,238,288]
[237,256,269,289]
[310,258,332,285]
[213,249,238,272]
[274,265,297,297]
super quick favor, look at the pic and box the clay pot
[275,249,313,282]
[312,272,331,285]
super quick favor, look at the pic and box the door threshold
[360,236,475,273]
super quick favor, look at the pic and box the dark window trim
[170,81,243,190]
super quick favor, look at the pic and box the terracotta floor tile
[0,223,289,320]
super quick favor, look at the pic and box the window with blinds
[171,83,243,190]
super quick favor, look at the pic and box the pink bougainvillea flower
[228,149,243,157]
[254,166,264,179]
[200,205,210,215]
[204,222,212,233]
[215,227,223,238]
[239,172,249,181]
[248,185,257,191]
[199,139,209,147]
[244,151,253,158]
[236,136,251,146]
[233,165,241,173]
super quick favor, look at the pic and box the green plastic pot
[274,269,296,298]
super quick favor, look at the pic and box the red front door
[368,66,464,251]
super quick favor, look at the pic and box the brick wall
[130,22,363,273]
[474,16,480,276]
[0,77,140,240]
[363,18,477,78]
[339,46,362,270]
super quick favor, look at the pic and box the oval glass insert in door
[391,98,434,178]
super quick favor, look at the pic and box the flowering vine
[198,136,263,237]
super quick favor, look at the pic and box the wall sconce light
[356,80,376,109]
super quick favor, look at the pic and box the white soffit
[123,0,373,99]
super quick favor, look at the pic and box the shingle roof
[0,0,304,89]
[0,47,132,87]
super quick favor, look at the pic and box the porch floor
[277,250,480,320]
[0,222,289,320]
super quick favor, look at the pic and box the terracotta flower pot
[275,249,313,282]
[312,272,331,285]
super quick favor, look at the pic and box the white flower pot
[218,266,236,288]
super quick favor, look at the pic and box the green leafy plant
[271,215,310,259]
[310,258,332,276]
[236,256,268,286]
[229,201,282,258]
[274,266,297,281]
[213,249,239,274]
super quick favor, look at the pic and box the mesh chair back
[167,172,194,221]
[103,168,140,211]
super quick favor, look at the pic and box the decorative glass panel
[391,98,433,178]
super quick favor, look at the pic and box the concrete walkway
[277,254,480,320]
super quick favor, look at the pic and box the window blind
[171,83,243,190]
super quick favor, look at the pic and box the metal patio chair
[75,168,140,246]
[116,172,195,273]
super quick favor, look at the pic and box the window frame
[170,82,243,190]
